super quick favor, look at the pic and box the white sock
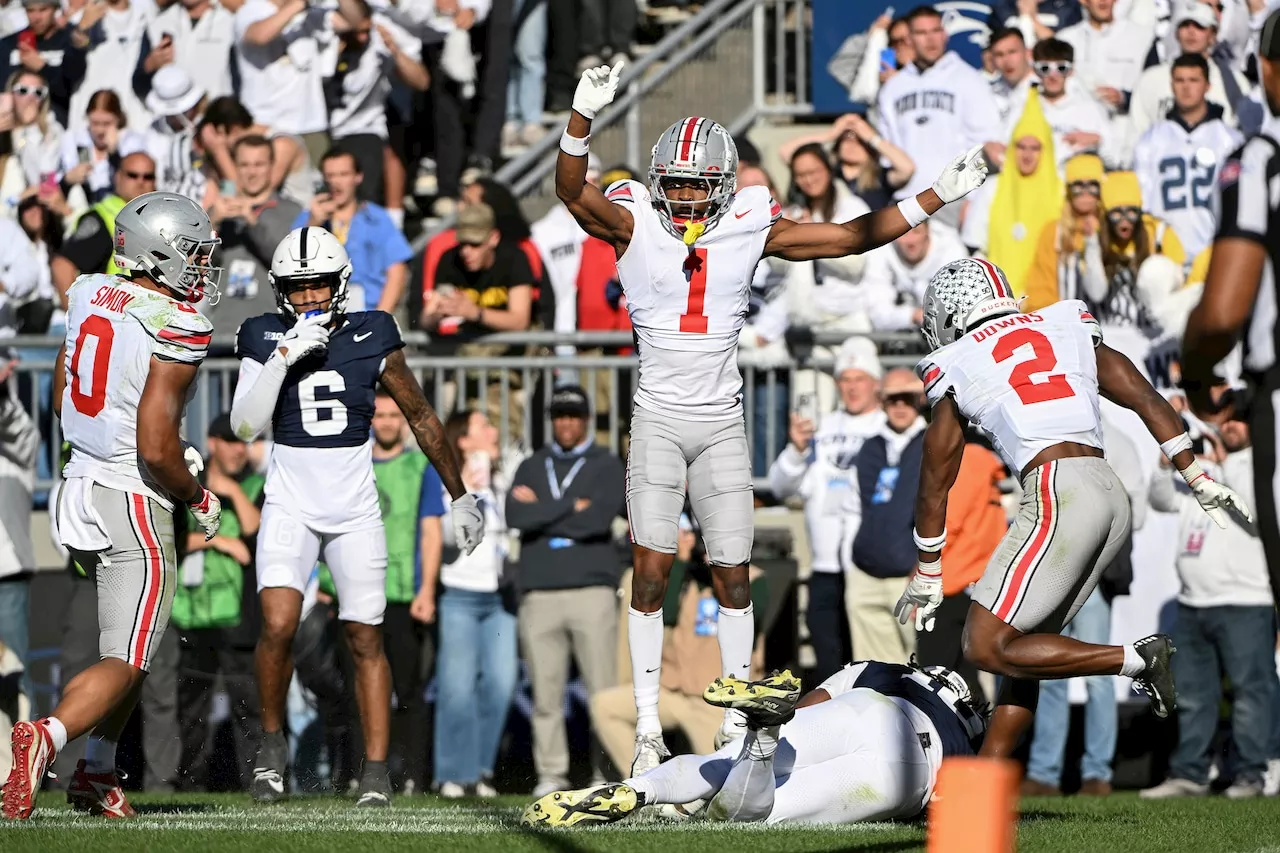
[745,726,780,761]
[629,607,664,735]
[719,604,754,729]
[42,716,68,753]
[84,735,117,774]
[1120,644,1145,678]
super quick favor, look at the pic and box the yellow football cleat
[521,783,643,827]
[703,669,802,727]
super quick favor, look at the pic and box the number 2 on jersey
[680,248,709,333]
[992,328,1076,405]
[70,314,114,417]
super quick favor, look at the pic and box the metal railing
[753,0,813,117]
[495,0,760,221]
[11,329,925,495]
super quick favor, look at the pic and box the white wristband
[917,560,943,578]
[560,131,591,157]
[897,196,929,228]
[1160,433,1193,460]
[1179,458,1211,488]
[913,527,947,553]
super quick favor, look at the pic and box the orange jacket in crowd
[940,443,1008,596]
[575,236,632,336]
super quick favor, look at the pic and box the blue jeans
[1170,603,1276,785]
[433,588,519,785]
[0,577,33,704]
[506,0,547,125]
[1026,589,1117,785]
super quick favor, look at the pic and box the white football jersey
[608,180,781,420]
[1133,111,1243,260]
[61,273,212,508]
[916,300,1104,474]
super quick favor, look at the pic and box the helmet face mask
[921,258,1019,351]
[648,117,738,239]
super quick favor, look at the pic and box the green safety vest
[317,450,431,604]
[171,473,266,630]
[76,195,127,275]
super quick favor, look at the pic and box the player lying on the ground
[556,60,990,775]
[523,662,987,827]
[896,258,1253,762]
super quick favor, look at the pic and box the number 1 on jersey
[680,248,709,333]
[992,328,1076,405]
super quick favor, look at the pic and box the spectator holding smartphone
[294,147,411,312]
[0,0,88,128]
[0,69,64,209]
[202,134,304,336]
[199,96,314,208]
[141,0,238,105]
[59,89,149,208]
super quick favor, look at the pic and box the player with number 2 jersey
[895,257,1253,764]
[554,60,990,774]
[3,192,223,822]
[229,226,482,808]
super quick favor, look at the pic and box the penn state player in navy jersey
[230,226,483,807]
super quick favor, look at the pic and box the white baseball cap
[834,335,883,380]
[1176,1,1217,30]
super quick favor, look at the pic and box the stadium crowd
[0,0,1279,807]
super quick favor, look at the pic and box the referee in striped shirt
[1182,6,1280,603]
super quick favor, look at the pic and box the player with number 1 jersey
[554,60,991,774]
[229,226,483,808]
[895,257,1253,764]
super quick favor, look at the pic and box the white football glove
[451,493,485,556]
[1186,467,1253,529]
[894,564,944,632]
[183,444,204,478]
[277,313,331,367]
[931,144,989,204]
[572,58,624,120]
[188,487,222,541]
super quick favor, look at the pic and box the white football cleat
[630,732,670,777]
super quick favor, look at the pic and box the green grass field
[1,792,1279,852]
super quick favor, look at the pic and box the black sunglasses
[884,392,921,407]
[1034,61,1072,76]
[1068,180,1101,196]
[124,170,156,180]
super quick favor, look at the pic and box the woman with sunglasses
[777,112,914,211]
[58,89,149,210]
[1023,153,1105,312]
[0,70,64,214]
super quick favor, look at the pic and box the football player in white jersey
[556,61,990,773]
[229,226,483,807]
[895,258,1252,762]
[2,192,224,821]
[523,662,987,827]
[1132,53,1243,261]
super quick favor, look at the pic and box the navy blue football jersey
[236,311,404,449]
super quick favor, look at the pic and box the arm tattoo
[381,349,467,499]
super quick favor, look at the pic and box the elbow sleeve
[230,355,288,441]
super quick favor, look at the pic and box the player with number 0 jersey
[555,60,990,773]
[229,226,483,808]
[895,257,1253,762]
[3,192,223,821]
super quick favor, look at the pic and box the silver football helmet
[648,116,738,239]
[268,226,353,317]
[114,191,222,302]
[921,258,1019,351]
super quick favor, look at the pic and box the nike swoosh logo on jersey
[354,332,373,342]
[735,210,751,219]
